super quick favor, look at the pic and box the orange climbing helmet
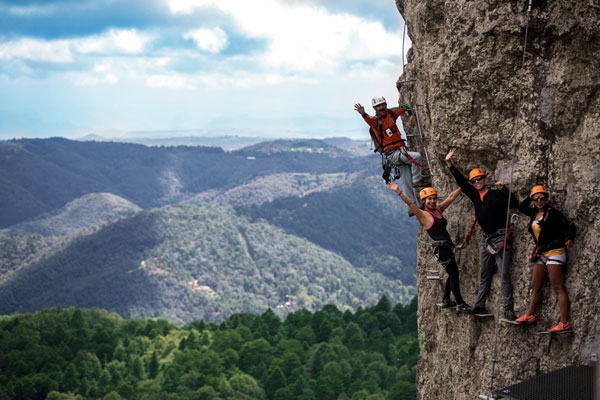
[420,187,438,200]
[529,185,549,199]
[468,168,486,181]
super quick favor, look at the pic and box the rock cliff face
[394,1,600,398]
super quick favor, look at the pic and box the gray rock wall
[394,1,600,398]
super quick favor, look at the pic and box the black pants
[435,245,464,305]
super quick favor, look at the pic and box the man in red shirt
[354,96,427,205]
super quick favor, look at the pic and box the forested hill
[236,177,417,285]
[0,298,418,400]
[0,138,373,228]
[0,202,415,324]
[0,137,419,325]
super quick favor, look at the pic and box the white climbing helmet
[371,96,387,107]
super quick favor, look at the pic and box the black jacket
[449,165,519,235]
[519,197,576,253]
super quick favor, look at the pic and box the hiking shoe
[457,303,472,313]
[440,299,456,308]
[515,313,536,323]
[471,306,489,315]
[503,310,517,321]
[548,321,572,333]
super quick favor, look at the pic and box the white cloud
[3,4,56,16]
[75,29,149,54]
[155,57,171,67]
[0,29,149,65]
[93,64,110,73]
[146,74,190,89]
[184,27,228,53]
[76,73,118,86]
[168,0,402,73]
[0,38,73,63]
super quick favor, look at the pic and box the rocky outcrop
[394,1,600,398]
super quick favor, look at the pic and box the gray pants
[384,148,425,204]
[474,232,514,312]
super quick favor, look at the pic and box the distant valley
[0,137,418,323]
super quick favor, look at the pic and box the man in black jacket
[445,148,520,320]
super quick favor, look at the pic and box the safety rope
[412,106,435,174]
[465,215,478,243]
[401,148,427,170]
[486,0,533,397]
[454,214,478,249]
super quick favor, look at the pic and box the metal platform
[493,365,595,400]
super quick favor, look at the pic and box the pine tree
[148,351,159,379]
[265,367,286,399]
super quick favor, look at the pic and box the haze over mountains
[0,137,417,324]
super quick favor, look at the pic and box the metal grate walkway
[493,365,596,400]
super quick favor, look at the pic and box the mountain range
[0,137,418,324]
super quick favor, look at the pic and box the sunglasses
[533,196,548,202]
[470,176,485,184]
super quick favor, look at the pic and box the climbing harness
[483,214,518,255]
[432,242,455,269]
[418,238,455,269]
[455,213,517,251]
[417,239,449,279]
[370,107,428,182]
[530,240,567,265]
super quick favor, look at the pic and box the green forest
[0,297,418,400]
[236,177,418,285]
[0,202,415,324]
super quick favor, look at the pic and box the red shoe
[516,313,536,323]
[548,321,572,333]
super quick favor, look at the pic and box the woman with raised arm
[516,185,576,333]
[388,181,471,312]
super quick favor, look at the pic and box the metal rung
[426,276,440,280]
[425,269,439,273]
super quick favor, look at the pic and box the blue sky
[0,0,410,140]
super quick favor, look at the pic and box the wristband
[397,190,403,196]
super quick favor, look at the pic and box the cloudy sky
[0,0,410,140]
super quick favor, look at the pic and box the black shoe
[457,303,472,313]
[471,306,489,315]
[440,299,456,308]
[503,310,517,321]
